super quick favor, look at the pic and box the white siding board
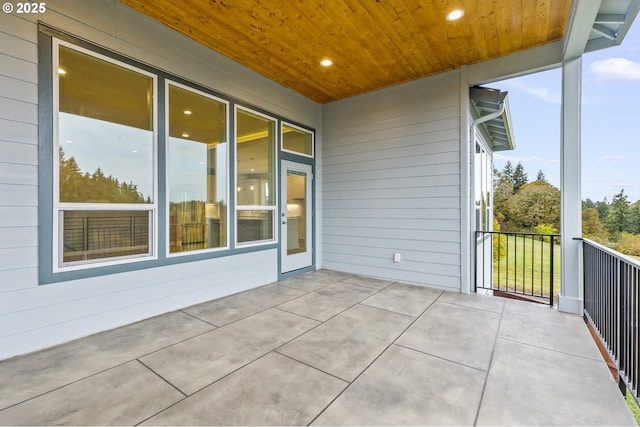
[323,131,460,159]
[0,97,37,124]
[324,186,460,200]
[321,252,460,278]
[323,243,459,265]
[323,107,460,143]
[326,174,459,191]
[0,163,38,185]
[0,267,37,292]
[323,151,459,174]
[0,14,37,42]
[322,69,462,289]
[322,165,459,183]
[0,226,38,248]
[323,197,460,210]
[0,141,38,166]
[322,216,460,231]
[323,226,459,243]
[0,246,37,270]
[0,119,37,145]
[321,257,461,290]
[0,31,37,63]
[0,184,38,206]
[0,76,38,104]
[323,235,460,255]
[0,206,37,227]
[0,54,37,83]
[1,250,275,313]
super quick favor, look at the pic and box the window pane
[237,210,274,243]
[58,45,154,203]
[168,85,228,253]
[287,170,307,255]
[236,109,275,206]
[283,125,313,156]
[62,210,150,263]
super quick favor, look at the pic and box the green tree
[505,180,560,231]
[595,198,610,223]
[536,170,547,182]
[606,189,630,236]
[512,162,528,193]
[582,198,596,210]
[582,208,609,243]
[628,201,640,235]
[493,167,513,222]
[502,161,514,183]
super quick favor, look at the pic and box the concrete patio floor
[0,269,634,425]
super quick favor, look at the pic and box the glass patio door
[280,160,312,273]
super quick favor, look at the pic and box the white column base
[558,295,583,315]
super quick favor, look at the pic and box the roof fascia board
[563,0,602,60]
[467,40,564,86]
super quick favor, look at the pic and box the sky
[493,19,640,203]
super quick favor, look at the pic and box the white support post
[559,56,583,314]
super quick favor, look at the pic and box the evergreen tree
[628,201,640,235]
[536,170,547,182]
[606,189,630,235]
[582,198,596,210]
[512,162,528,193]
[595,198,610,222]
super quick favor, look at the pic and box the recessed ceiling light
[58,68,67,75]
[446,9,464,21]
[65,140,72,144]
[132,149,138,153]
[184,110,192,115]
[320,59,333,67]
[182,133,190,138]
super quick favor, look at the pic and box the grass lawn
[491,234,561,300]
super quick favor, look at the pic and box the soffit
[119,0,571,104]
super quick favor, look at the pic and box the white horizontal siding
[0,0,321,360]
[321,70,462,290]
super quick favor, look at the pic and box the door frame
[279,159,314,275]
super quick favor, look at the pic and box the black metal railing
[475,231,561,306]
[583,238,640,404]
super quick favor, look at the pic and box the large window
[167,83,229,254]
[45,35,315,278]
[54,41,156,269]
[235,108,277,244]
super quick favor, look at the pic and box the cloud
[503,80,561,103]
[494,153,559,164]
[587,177,607,182]
[590,58,640,82]
[602,154,634,161]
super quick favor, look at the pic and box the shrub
[535,223,558,243]
[493,218,507,261]
[617,233,640,257]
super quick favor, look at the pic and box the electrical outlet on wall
[393,253,401,263]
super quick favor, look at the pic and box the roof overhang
[470,87,515,152]
[564,0,640,59]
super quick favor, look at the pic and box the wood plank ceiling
[119,0,571,104]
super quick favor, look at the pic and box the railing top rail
[582,237,640,268]
[475,230,561,238]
